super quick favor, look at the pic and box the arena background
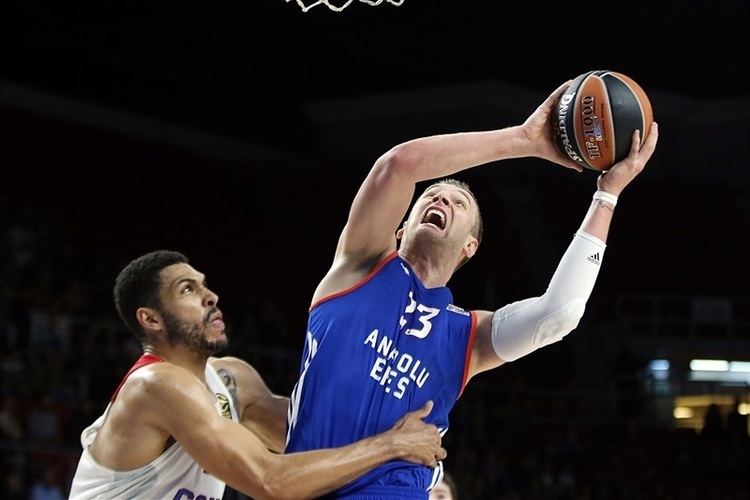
[1,1,749,498]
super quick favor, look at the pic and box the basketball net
[286,0,404,12]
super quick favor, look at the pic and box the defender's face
[157,263,227,347]
[404,183,478,246]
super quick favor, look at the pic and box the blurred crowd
[443,385,749,499]
[1,192,748,500]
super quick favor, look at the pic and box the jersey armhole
[458,310,479,399]
[309,250,399,311]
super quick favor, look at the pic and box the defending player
[284,81,659,498]
[68,250,446,500]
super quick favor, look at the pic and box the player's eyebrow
[454,190,472,207]
[424,186,472,205]
[170,274,206,291]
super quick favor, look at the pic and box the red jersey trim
[458,310,479,399]
[309,251,400,311]
[110,353,164,403]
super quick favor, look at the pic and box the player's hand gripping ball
[553,70,653,171]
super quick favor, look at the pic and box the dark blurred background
[1,1,749,499]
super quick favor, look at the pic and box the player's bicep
[241,395,289,454]
[335,148,416,262]
[467,310,507,379]
[215,357,289,453]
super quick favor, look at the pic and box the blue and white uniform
[285,252,478,499]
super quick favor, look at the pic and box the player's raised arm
[139,365,445,500]
[317,82,581,302]
[467,125,659,377]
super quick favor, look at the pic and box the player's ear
[136,307,163,335]
[396,220,407,240]
[463,235,478,260]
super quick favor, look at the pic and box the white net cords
[286,0,405,12]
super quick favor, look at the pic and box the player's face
[402,183,479,252]
[429,483,454,500]
[156,263,228,356]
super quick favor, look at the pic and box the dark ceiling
[2,0,748,151]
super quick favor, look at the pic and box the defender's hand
[520,81,584,172]
[597,123,659,196]
[388,401,447,467]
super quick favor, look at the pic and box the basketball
[553,70,653,171]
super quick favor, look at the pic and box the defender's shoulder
[114,361,209,417]
[122,362,196,394]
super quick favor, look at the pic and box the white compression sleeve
[491,230,606,362]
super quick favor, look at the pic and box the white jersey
[69,358,240,500]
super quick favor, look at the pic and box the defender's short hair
[113,250,188,341]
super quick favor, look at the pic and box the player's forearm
[387,126,532,182]
[262,433,402,499]
[207,427,401,499]
[483,194,613,366]
[579,195,616,243]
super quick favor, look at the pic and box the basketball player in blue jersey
[285,81,659,498]
[69,250,446,500]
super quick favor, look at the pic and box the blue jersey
[285,251,477,499]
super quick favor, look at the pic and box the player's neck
[143,344,209,382]
[398,248,454,288]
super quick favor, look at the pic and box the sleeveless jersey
[69,354,240,500]
[285,252,477,499]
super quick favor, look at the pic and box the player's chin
[210,329,229,344]
[206,324,227,342]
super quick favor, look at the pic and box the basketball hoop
[285,0,404,12]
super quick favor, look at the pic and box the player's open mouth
[421,207,447,230]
